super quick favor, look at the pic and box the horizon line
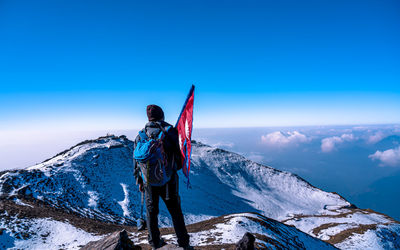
[2,122,399,134]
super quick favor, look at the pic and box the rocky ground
[0,197,336,249]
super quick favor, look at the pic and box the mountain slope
[1,136,139,225]
[187,142,349,220]
[0,135,399,249]
[0,198,336,249]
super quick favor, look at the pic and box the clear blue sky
[1,0,399,130]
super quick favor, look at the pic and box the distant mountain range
[1,135,399,249]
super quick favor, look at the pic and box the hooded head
[146,104,164,121]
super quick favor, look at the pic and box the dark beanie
[146,105,164,121]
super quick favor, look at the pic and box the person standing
[133,104,192,250]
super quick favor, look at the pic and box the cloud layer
[321,133,355,152]
[261,131,310,147]
[367,131,385,144]
[369,147,400,167]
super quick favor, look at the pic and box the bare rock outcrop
[82,230,141,250]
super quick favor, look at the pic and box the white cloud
[261,131,310,147]
[367,131,385,144]
[369,147,400,167]
[321,137,342,152]
[352,126,368,131]
[321,133,355,153]
[340,133,354,141]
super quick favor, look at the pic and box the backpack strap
[138,129,148,141]
[157,130,164,140]
[156,122,171,134]
[155,122,172,140]
[156,123,176,172]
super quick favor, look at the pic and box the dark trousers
[145,174,190,247]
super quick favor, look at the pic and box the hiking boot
[151,238,166,249]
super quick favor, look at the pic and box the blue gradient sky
[1,0,399,130]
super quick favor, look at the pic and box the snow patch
[0,217,102,250]
[14,199,33,208]
[88,191,99,208]
[118,183,130,218]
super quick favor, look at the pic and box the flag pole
[175,84,195,127]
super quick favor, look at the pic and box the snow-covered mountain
[0,135,399,249]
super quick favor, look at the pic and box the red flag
[175,85,195,185]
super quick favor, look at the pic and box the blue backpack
[134,126,173,186]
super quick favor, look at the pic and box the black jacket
[133,120,182,186]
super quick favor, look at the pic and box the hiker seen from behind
[133,104,193,250]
